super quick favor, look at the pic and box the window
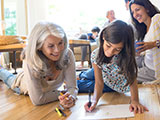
[1,0,27,36]
[46,0,130,38]
[4,0,17,35]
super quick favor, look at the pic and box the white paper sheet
[67,104,134,120]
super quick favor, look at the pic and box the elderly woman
[0,21,78,108]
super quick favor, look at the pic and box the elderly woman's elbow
[29,93,58,105]
[30,97,47,106]
[31,100,44,106]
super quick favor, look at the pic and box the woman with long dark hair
[129,0,160,83]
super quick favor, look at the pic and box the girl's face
[41,35,64,61]
[103,39,123,57]
[131,4,150,24]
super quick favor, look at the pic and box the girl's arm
[84,63,104,112]
[92,63,104,103]
[130,79,139,103]
[129,79,148,113]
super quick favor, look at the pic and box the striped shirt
[144,14,160,80]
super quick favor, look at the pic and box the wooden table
[69,39,92,68]
[0,43,26,74]
[0,83,160,120]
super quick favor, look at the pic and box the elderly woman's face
[41,35,64,61]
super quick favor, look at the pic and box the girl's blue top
[91,48,130,93]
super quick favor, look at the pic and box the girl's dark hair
[129,0,160,41]
[96,20,137,86]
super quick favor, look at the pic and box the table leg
[70,44,74,53]
[88,45,92,68]
[13,51,17,74]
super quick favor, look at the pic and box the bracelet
[156,40,160,48]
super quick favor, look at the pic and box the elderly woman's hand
[58,92,75,109]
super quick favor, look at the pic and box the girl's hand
[58,92,75,109]
[84,101,97,112]
[129,101,149,114]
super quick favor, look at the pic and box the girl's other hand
[84,101,97,112]
[129,101,149,114]
[58,92,75,109]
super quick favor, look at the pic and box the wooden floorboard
[129,84,160,120]
[156,85,160,103]
[0,81,160,120]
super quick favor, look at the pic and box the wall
[0,0,1,20]
[16,0,47,35]
[16,0,27,35]
[151,0,160,9]
[27,0,47,34]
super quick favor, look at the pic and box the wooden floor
[0,81,160,120]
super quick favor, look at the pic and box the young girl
[0,21,78,108]
[80,20,148,113]
[129,0,160,83]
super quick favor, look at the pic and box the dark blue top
[87,33,96,43]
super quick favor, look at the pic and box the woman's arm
[24,61,59,106]
[129,79,148,113]
[136,41,157,55]
[137,15,160,55]
[64,49,78,99]
[59,49,78,108]
[84,63,104,112]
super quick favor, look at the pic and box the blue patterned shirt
[91,48,130,93]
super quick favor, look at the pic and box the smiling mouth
[136,15,141,21]
[51,54,59,57]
